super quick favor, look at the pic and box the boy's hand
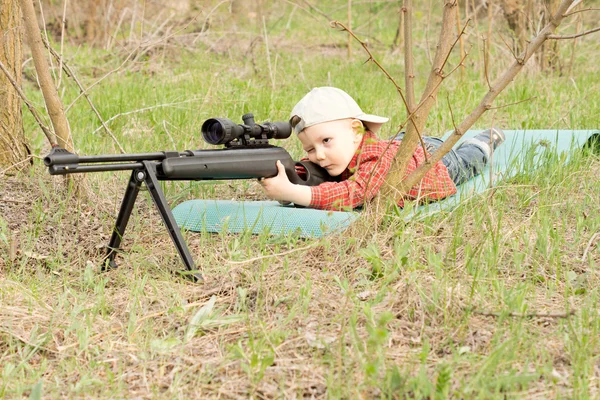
[259,160,311,206]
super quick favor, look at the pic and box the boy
[259,87,504,210]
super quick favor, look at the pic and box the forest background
[1,0,599,398]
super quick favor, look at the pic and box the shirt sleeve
[309,144,395,210]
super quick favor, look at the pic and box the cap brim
[357,113,389,134]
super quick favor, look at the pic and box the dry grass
[3,1,600,397]
[1,155,599,397]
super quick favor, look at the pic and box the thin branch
[564,7,600,17]
[403,1,416,111]
[0,156,35,176]
[299,0,334,21]
[547,26,600,40]
[446,94,458,134]
[487,96,537,110]
[330,21,408,110]
[467,308,576,319]
[564,0,584,15]
[498,33,519,61]
[65,49,137,113]
[581,231,599,262]
[0,60,56,145]
[89,97,207,136]
[438,17,470,75]
[42,38,126,153]
[455,0,465,78]
[226,242,321,265]
[483,37,492,90]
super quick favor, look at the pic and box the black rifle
[44,114,333,282]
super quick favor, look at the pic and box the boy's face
[297,118,363,177]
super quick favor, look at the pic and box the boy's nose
[315,148,326,161]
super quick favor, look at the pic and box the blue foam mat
[172,129,598,237]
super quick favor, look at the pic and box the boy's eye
[323,138,331,144]
[306,148,314,153]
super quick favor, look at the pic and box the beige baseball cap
[290,87,389,134]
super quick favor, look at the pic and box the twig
[65,49,137,113]
[581,231,599,262]
[446,94,458,134]
[487,96,537,110]
[262,16,276,90]
[162,121,177,149]
[0,60,56,145]
[464,307,575,318]
[547,26,600,40]
[191,0,230,45]
[0,197,30,204]
[568,12,583,78]
[132,286,236,334]
[498,32,519,61]
[564,0,584,15]
[467,308,576,319]
[347,0,352,59]
[58,0,68,88]
[330,21,408,109]
[483,37,492,90]
[0,156,35,176]
[455,0,465,78]
[438,17,471,75]
[42,38,126,153]
[299,0,334,21]
[89,97,206,135]
[0,327,59,354]
[403,0,416,111]
[564,7,600,17]
[391,4,403,50]
[226,242,321,265]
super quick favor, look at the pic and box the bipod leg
[103,170,142,271]
[141,161,203,282]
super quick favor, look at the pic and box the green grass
[2,1,600,398]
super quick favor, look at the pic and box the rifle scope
[202,113,291,146]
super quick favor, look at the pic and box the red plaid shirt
[309,131,457,210]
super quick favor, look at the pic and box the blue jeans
[394,133,487,185]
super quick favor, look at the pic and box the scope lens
[202,118,233,145]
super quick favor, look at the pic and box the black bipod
[102,160,203,282]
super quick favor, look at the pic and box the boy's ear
[351,119,364,133]
[351,119,364,143]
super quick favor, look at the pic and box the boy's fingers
[276,160,286,174]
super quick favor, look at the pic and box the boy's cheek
[307,155,318,164]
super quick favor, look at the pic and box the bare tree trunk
[381,1,458,198]
[20,0,73,151]
[0,0,29,169]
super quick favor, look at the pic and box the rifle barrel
[49,162,145,175]
[76,152,169,163]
